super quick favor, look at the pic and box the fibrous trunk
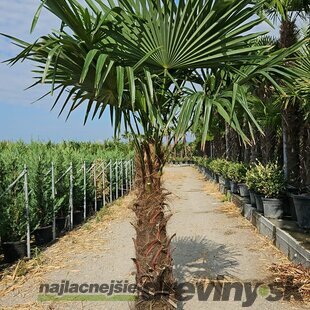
[131,140,176,309]
[280,19,301,186]
[299,120,310,189]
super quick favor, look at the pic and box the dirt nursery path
[0,166,308,310]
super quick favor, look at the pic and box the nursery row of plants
[0,141,134,263]
[191,157,309,230]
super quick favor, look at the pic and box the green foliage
[209,159,230,178]
[245,165,260,191]
[227,162,248,183]
[4,0,305,155]
[0,140,133,242]
[246,162,285,198]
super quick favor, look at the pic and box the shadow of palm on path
[172,235,240,283]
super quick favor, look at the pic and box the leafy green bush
[227,162,247,183]
[209,159,229,178]
[245,165,260,191]
[0,140,134,241]
[246,162,285,198]
[199,157,212,168]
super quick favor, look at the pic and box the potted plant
[29,155,54,246]
[255,162,286,219]
[0,156,27,263]
[245,165,261,210]
[33,201,54,246]
[219,159,230,189]
[210,159,229,187]
[201,157,212,180]
[227,162,247,195]
[1,195,28,263]
[292,186,310,229]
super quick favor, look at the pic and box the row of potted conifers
[0,186,127,263]
[0,141,134,264]
[0,206,87,264]
[194,158,310,229]
[0,141,134,263]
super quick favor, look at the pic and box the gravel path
[0,166,307,310]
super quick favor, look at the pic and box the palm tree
[287,40,310,189]
[3,0,304,308]
[260,0,309,186]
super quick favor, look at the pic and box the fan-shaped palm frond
[2,0,306,149]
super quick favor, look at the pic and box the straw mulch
[268,263,310,303]
[0,192,135,300]
[202,176,310,305]
[0,302,45,310]
[203,181,226,201]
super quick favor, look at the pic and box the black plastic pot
[249,190,256,208]
[73,210,84,226]
[86,205,94,217]
[56,217,67,234]
[262,198,284,219]
[213,174,219,183]
[2,241,26,263]
[204,168,212,180]
[293,195,310,229]
[255,193,264,213]
[230,181,239,194]
[96,198,103,211]
[238,184,249,197]
[34,225,53,246]
[287,192,297,220]
[219,176,230,188]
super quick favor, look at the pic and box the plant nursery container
[73,210,84,226]
[56,217,67,234]
[249,190,256,208]
[219,176,230,188]
[2,241,26,263]
[238,184,249,197]
[230,181,239,194]
[286,192,297,220]
[262,198,284,219]
[34,225,53,246]
[293,195,310,229]
[254,193,264,213]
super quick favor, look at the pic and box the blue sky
[0,0,284,142]
[0,0,114,142]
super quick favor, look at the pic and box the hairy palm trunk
[299,120,310,189]
[282,105,301,185]
[280,19,301,186]
[250,128,262,163]
[262,125,277,164]
[225,123,241,161]
[132,140,176,309]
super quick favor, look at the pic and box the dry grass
[201,174,310,306]
[201,178,294,278]
[0,192,135,300]
[203,181,226,201]
[216,202,243,218]
[268,263,310,303]
[1,302,46,310]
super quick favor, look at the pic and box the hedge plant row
[0,141,134,242]
[194,157,286,198]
